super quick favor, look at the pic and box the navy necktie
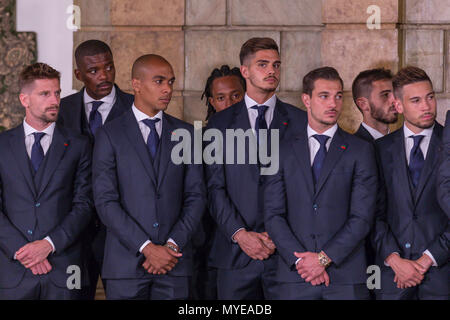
[31,132,45,172]
[89,101,103,135]
[251,105,269,145]
[409,135,425,188]
[142,118,161,161]
[312,134,330,185]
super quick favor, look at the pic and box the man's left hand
[294,251,327,283]
[16,240,53,269]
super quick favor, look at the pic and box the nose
[51,93,60,105]
[162,82,173,94]
[97,68,107,81]
[224,96,232,108]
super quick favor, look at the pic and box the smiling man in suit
[352,68,398,142]
[205,37,307,300]
[57,39,133,299]
[264,67,378,300]
[373,66,449,300]
[93,54,205,300]
[0,63,92,299]
[437,110,449,218]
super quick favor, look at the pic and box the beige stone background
[72,0,449,134]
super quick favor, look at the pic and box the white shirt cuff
[167,238,177,247]
[423,250,438,267]
[139,240,151,253]
[384,252,399,267]
[295,257,302,266]
[44,236,55,253]
[231,228,245,243]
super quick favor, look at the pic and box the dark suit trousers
[376,286,449,300]
[274,282,370,300]
[216,255,278,300]
[0,271,81,300]
[105,275,189,300]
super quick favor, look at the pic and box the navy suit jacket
[354,124,374,143]
[373,123,449,295]
[58,84,134,142]
[264,127,378,284]
[0,124,93,288]
[437,111,450,218]
[92,110,206,279]
[205,98,307,269]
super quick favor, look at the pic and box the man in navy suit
[0,63,92,299]
[437,110,449,218]
[352,68,398,142]
[58,40,133,299]
[93,54,205,299]
[205,37,307,299]
[263,67,378,300]
[373,66,449,300]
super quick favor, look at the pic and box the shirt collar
[132,103,163,122]
[307,123,338,139]
[23,119,56,137]
[84,85,116,105]
[361,122,386,140]
[244,93,277,110]
[403,123,434,139]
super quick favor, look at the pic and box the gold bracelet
[318,251,331,268]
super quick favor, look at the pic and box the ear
[208,97,214,106]
[131,78,141,94]
[240,65,249,79]
[301,93,311,109]
[19,92,29,109]
[74,69,82,82]
[356,97,369,112]
[394,98,403,114]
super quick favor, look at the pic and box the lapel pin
[64,143,69,147]
[340,145,346,150]
[283,122,288,126]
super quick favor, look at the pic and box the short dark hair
[239,37,279,65]
[302,67,343,96]
[352,68,393,111]
[393,66,432,99]
[75,40,112,68]
[19,62,60,92]
[201,65,246,121]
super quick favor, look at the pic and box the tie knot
[251,105,269,117]
[411,135,424,148]
[142,118,160,130]
[313,134,330,146]
[91,101,104,111]
[33,132,45,143]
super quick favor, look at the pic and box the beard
[370,101,398,124]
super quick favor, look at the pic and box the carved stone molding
[0,0,36,131]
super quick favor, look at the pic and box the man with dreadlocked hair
[201,65,246,121]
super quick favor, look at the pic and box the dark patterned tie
[251,105,269,145]
[409,135,425,188]
[142,118,161,161]
[31,132,45,172]
[312,134,330,185]
[89,101,103,135]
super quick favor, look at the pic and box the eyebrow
[409,91,434,100]
[379,89,391,94]
[152,75,176,81]
[256,59,281,64]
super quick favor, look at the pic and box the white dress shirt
[22,120,56,254]
[131,104,177,253]
[307,124,338,165]
[361,122,387,140]
[84,85,116,124]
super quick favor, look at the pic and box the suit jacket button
[35,203,40,207]
[153,223,159,228]
[405,243,411,249]
[27,230,33,235]
[313,204,318,211]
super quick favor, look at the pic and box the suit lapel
[157,113,176,189]
[414,124,443,203]
[36,126,69,198]
[105,86,129,124]
[8,125,36,197]
[123,111,157,186]
[270,99,289,138]
[292,130,315,196]
[314,128,347,196]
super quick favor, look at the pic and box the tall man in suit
[373,66,449,300]
[93,54,205,300]
[263,67,378,300]
[58,40,134,299]
[0,63,92,299]
[437,110,449,218]
[205,37,308,299]
[352,68,398,142]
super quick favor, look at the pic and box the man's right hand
[30,259,52,275]
[141,243,182,275]
[385,253,426,288]
[233,230,273,260]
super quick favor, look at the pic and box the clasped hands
[141,241,182,275]
[234,230,276,260]
[385,253,432,289]
[15,240,53,275]
[294,251,330,287]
